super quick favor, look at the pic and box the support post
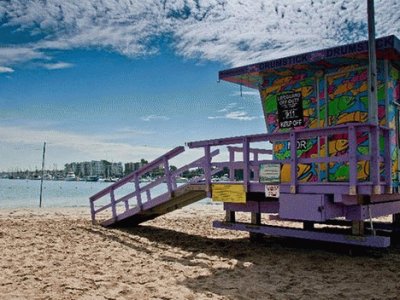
[226,210,236,222]
[243,137,250,192]
[303,221,314,231]
[134,174,143,209]
[204,145,212,197]
[370,125,381,194]
[352,221,365,236]
[290,130,297,194]
[110,189,117,220]
[348,125,358,195]
[251,212,261,225]
[163,157,173,195]
[383,129,393,193]
[253,152,260,182]
[90,200,96,224]
[250,212,263,242]
[393,213,400,226]
[229,148,235,181]
[124,200,129,211]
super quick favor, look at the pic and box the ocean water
[0,179,212,209]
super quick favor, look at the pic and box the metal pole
[367,0,381,195]
[39,142,46,208]
[367,0,378,125]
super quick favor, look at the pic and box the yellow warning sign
[212,184,246,203]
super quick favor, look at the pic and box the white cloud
[0,0,399,67]
[232,91,259,97]
[0,66,14,73]
[209,102,259,121]
[209,111,258,121]
[0,125,213,170]
[41,62,74,70]
[141,115,170,122]
[0,46,46,66]
[0,125,169,169]
[217,102,237,113]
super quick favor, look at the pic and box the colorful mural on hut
[261,63,397,183]
[388,64,400,183]
[261,72,319,182]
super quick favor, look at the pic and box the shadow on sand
[84,223,400,299]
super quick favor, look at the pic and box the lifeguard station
[90,35,400,248]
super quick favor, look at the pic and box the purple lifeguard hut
[90,35,400,248]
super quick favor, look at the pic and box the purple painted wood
[90,146,219,224]
[370,125,381,193]
[90,122,395,229]
[213,221,390,248]
[146,189,151,202]
[224,201,279,214]
[163,156,173,194]
[90,199,95,224]
[124,199,129,211]
[224,201,259,213]
[290,131,297,193]
[204,145,212,196]
[110,189,117,219]
[90,146,185,201]
[348,125,357,195]
[134,174,142,209]
[383,129,392,191]
[345,201,400,220]
[229,149,235,181]
[242,137,250,191]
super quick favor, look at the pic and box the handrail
[90,123,393,225]
[90,147,220,224]
[90,146,185,202]
[187,123,389,148]
[187,123,392,195]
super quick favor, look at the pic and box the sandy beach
[1,204,400,300]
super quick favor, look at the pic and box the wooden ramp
[102,184,207,227]
[90,146,218,227]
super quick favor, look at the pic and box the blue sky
[0,0,399,171]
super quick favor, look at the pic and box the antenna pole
[367,0,378,125]
[39,142,46,208]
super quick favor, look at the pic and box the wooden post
[229,148,235,181]
[393,213,400,226]
[90,200,96,224]
[204,145,212,197]
[110,189,117,220]
[226,210,235,222]
[352,220,365,236]
[251,212,261,225]
[134,174,142,210]
[243,137,250,192]
[303,221,314,231]
[348,125,357,195]
[250,212,263,242]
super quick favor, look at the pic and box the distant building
[65,160,124,178]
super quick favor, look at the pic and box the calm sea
[0,179,212,209]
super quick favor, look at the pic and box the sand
[1,204,400,300]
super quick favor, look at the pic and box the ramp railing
[89,146,220,224]
[187,123,392,197]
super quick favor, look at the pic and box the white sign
[265,185,280,198]
[259,163,281,183]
